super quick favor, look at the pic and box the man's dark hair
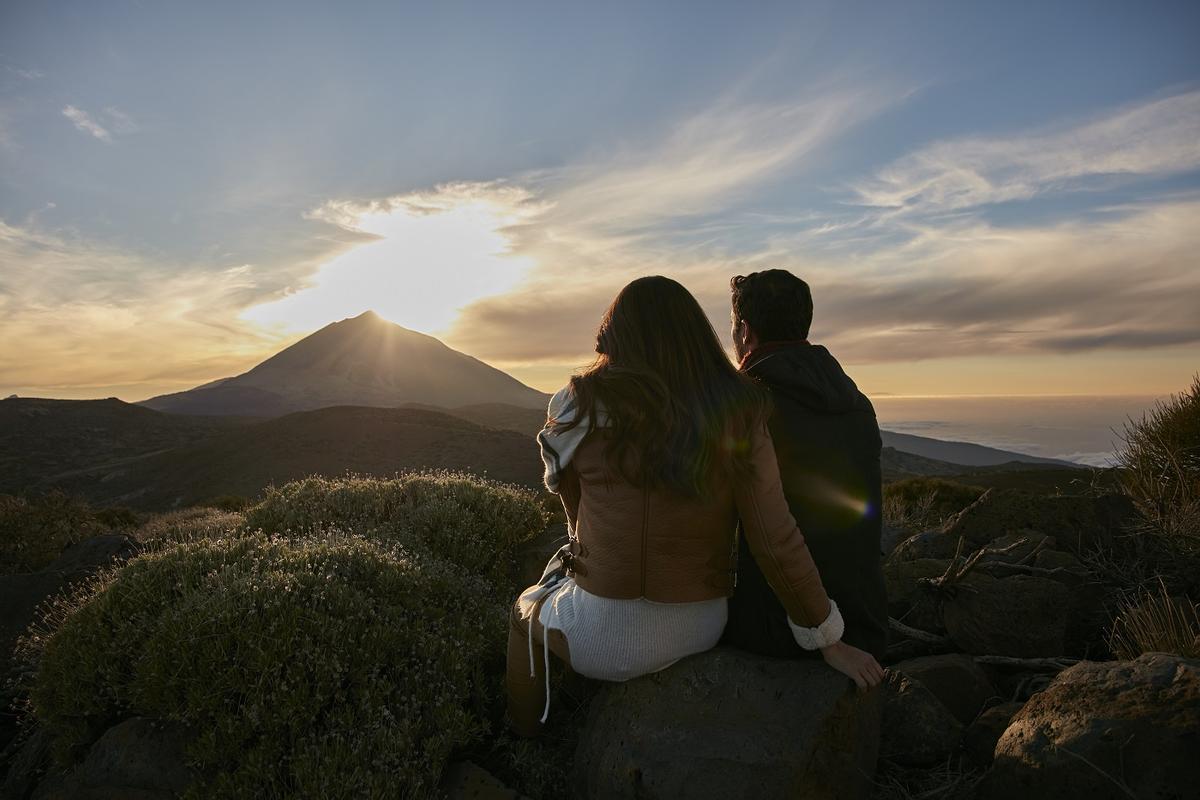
[730,269,813,342]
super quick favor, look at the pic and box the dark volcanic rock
[979,654,1200,800]
[942,573,1071,657]
[879,671,963,767]
[440,761,530,800]
[962,701,1024,769]
[1,535,137,667]
[892,653,998,725]
[573,648,882,800]
[883,557,949,634]
[889,490,1137,563]
[31,718,195,800]
[1,727,52,800]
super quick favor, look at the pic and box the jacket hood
[742,342,873,415]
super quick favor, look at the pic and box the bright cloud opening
[242,184,539,335]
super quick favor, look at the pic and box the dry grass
[871,757,984,800]
[883,478,985,534]
[1107,579,1200,660]
[1115,375,1200,552]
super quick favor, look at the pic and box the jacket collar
[737,339,809,373]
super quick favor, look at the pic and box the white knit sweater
[538,579,727,681]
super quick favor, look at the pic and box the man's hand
[820,640,885,690]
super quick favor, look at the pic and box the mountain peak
[139,311,550,415]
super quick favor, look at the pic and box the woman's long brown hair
[559,276,768,496]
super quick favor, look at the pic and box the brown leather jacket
[555,421,833,628]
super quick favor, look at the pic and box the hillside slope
[54,406,543,509]
[0,397,248,495]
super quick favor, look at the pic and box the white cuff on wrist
[787,599,844,650]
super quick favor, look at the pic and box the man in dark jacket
[722,269,889,660]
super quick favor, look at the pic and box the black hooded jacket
[723,342,889,659]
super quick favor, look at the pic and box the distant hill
[400,401,1079,469]
[879,430,1076,467]
[53,406,543,509]
[140,311,549,416]
[0,397,248,495]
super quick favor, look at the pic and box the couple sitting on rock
[508,270,889,735]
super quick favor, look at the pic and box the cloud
[437,85,904,360]
[60,105,138,142]
[852,90,1200,213]
[62,105,111,142]
[535,86,897,237]
[103,106,139,134]
[0,219,348,397]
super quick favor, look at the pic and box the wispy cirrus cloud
[852,90,1200,214]
[61,105,139,142]
[62,105,111,142]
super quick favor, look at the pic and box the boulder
[888,530,956,562]
[882,558,948,634]
[32,718,195,800]
[979,653,1200,800]
[43,535,139,579]
[979,532,1055,564]
[892,654,998,725]
[942,573,1071,657]
[573,648,881,800]
[1,534,138,668]
[962,701,1023,769]
[440,761,530,800]
[949,491,1137,556]
[879,671,963,766]
[1032,548,1088,573]
[879,522,907,558]
[1,727,52,800]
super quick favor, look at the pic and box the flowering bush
[29,533,504,798]
[26,473,551,797]
[244,471,548,591]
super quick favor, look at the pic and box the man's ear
[739,320,758,349]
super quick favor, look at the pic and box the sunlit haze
[1,1,1197,402]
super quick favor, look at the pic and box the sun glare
[242,191,535,335]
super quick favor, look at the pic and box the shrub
[208,494,252,512]
[27,533,505,799]
[1116,375,1200,549]
[244,472,549,591]
[1107,579,1200,660]
[133,507,247,546]
[92,506,144,530]
[883,478,985,533]
[0,490,106,573]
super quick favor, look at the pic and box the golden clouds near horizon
[242,185,538,336]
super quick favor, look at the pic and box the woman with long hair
[507,276,883,735]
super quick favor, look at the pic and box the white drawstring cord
[524,581,565,724]
[539,629,552,723]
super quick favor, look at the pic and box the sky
[1,0,1198,402]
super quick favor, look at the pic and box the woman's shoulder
[546,384,577,424]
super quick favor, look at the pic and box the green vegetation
[133,506,246,546]
[1116,375,1200,550]
[23,472,551,798]
[883,477,985,533]
[244,472,548,587]
[1107,579,1200,661]
[0,490,107,573]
